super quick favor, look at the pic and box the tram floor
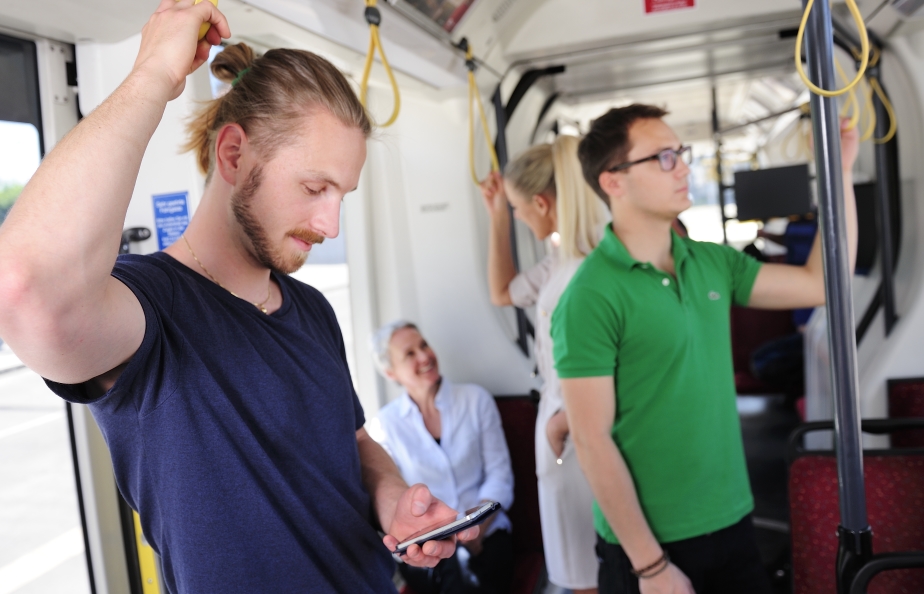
[739,394,802,594]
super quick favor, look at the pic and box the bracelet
[638,558,671,579]
[631,551,670,578]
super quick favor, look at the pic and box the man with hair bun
[552,104,859,593]
[0,2,475,593]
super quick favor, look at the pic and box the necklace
[181,234,272,314]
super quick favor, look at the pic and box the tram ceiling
[0,0,151,43]
[508,12,803,109]
[552,53,796,103]
[507,12,800,65]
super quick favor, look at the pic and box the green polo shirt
[552,226,762,545]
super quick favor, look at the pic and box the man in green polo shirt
[552,104,858,594]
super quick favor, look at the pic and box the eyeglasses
[607,145,692,173]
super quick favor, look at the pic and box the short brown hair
[183,43,372,177]
[577,104,668,200]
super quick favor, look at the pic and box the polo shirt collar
[601,225,692,271]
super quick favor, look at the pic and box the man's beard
[231,165,325,275]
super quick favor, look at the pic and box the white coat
[509,252,598,590]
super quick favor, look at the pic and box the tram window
[679,146,759,247]
[0,120,92,593]
[0,122,39,226]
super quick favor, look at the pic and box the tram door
[0,32,160,594]
[0,32,94,594]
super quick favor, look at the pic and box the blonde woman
[480,135,606,593]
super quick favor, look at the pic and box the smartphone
[392,501,500,558]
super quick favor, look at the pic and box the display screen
[734,164,813,221]
[403,0,476,32]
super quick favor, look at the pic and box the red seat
[730,306,797,395]
[401,395,545,594]
[789,423,924,593]
[888,377,924,447]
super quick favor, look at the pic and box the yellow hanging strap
[463,40,500,185]
[795,0,869,97]
[360,0,401,127]
[869,76,897,144]
[859,75,877,142]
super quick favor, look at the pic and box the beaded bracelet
[631,551,670,578]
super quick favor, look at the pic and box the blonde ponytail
[552,135,607,259]
[506,136,606,261]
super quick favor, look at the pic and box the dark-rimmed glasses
[607,145,692,173]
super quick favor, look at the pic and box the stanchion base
[836,525,873,594]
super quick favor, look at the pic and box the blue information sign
[152,192,190,250]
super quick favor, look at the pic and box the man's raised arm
[0,0,229,384]
[562,376,694,594]
[748,118,860,310]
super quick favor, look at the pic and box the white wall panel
[361,85,539,406]
[76,34,209,255]
[853,36,924,419]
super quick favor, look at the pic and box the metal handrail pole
[802,1,872,590]
[492,86,531,357]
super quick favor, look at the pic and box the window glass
[0,121,39,225]
[0,119,91,594]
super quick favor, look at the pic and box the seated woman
[370,321,515,594]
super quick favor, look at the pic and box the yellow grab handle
[794,0,869,98]
[360,0,401,127]
[464,42,500,185]
[177,0,219,40]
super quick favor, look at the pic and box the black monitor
[734,164,813,221]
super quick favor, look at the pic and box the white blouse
[508,252,584,426]
[372,380,514,535]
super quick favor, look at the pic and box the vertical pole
[802,1,872,591]
[492,87,530,357]
[869,64,899,335]
[67,403,99,594]
[711,86,729,245]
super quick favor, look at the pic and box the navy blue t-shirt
[46,253,396,594]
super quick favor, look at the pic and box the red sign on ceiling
[645,0,696,14]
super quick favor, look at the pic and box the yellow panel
[133,511,162,594]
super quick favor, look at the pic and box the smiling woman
[368,321,517,594]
